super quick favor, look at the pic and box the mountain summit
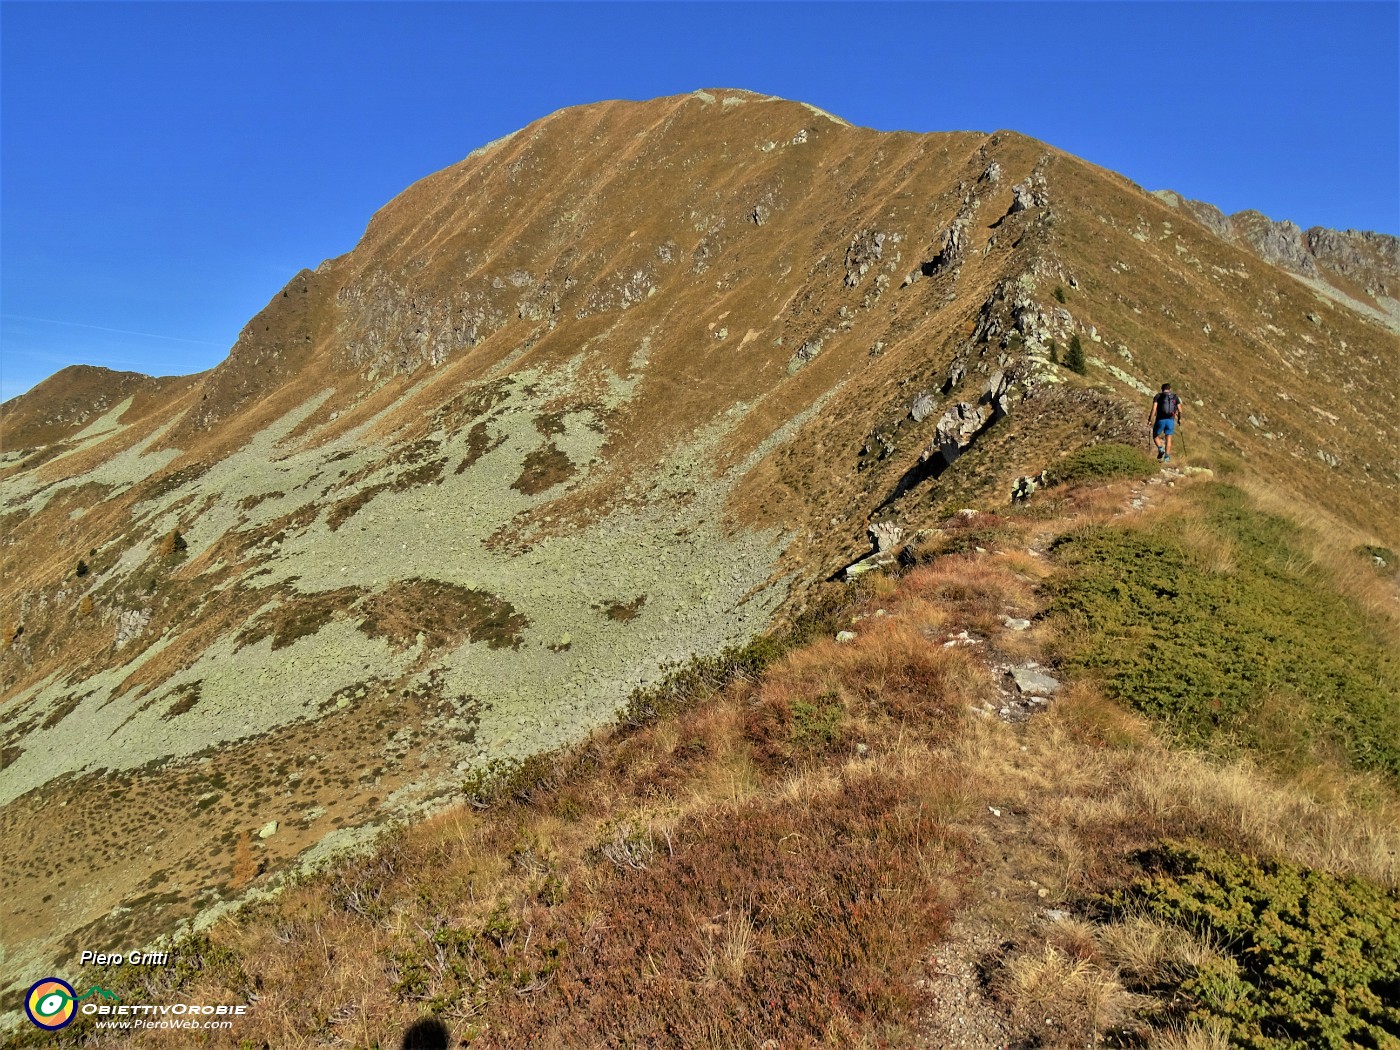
[1,89,1396,987]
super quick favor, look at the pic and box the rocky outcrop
[1011,471,1048,501]
[1008,173,1048,215]
[844,230,891,287]
[869,522,904,553]
[1230,211,1320,277]
[926,369,1014,469]
[1151,191,1236,241]
[907,184,981,286]
[844,522,904,580]
[1156,191,1399,301]
[1304,227,1400,299]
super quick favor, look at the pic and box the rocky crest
[1152,189,1400,313]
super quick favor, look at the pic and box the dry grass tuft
[1148,1024,1232,1050]
[999,942,1138,1046]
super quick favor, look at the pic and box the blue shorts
[1154,418,1175,438]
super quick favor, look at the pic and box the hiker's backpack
[1158,390,1180,417]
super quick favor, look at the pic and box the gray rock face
[114,607,151,649]
[1162,195,1398,299]
[844,522,903,581]
[1181,197,1236,240]
[843,553,894,580]
[911,188,983,285]
[844,230,888,287]
[1231,211,1319,277]
[869,522,904,553]
[910,391,936,423]
[786,337,824,374]
[1305,227,1400,297]
[934,401,984,454]
[928,369,1015,467]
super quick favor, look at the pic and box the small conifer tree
[75,559,89,577]
[1066,333,1087,375]
[1049,340,1060,364]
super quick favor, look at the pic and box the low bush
[483,776,954,1047]
[1047,483,1400,779]
[743,687,848,769]
[1045,442,1158,488]
[1111,842,1400,1049]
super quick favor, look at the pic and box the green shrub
[789,692,846,752]
[618,634,788,727]
[1047,483,1400,779]
[1112,843,1400,1049]
[462,750,562,807]
[1053,285,1068,304]
[1044,443,1158,488]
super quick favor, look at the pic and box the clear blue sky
[3,2,1397,402]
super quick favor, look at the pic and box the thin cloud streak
[2,314,225,347]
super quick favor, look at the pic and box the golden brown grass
[228,833,259,890]
[1236,474,1400,633]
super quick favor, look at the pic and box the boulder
[1011,470,1048,500]
[1011,667,1061,696]
[844,551,895,581]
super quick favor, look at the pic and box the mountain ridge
[1,88,1396,1000]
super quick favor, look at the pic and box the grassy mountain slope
[12,466,1396,1049]
[0,89,1396,1012]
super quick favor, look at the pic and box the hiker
[1149,383,1182,461]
